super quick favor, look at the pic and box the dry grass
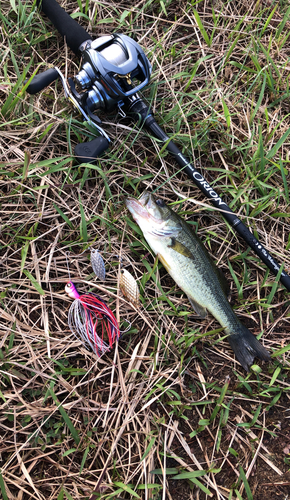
[1,0,290,499]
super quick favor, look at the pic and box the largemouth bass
[125,191,271,371]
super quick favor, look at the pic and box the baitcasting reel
[75,34,151,111]
[27,31,151,161]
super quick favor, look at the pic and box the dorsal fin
[215,266,230,297]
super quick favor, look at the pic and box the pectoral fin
[187,296,207,318]
[168,238,195,260]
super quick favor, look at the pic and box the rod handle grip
[37,0,92,54]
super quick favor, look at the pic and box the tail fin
[227,324,271,371]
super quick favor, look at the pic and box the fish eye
[155,199,165,207]
[67,283,72,288]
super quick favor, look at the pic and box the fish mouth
[138,190,151,207]
[125,191,162,223]
[125,197,150,219]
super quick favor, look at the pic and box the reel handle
[74,137,110,163]
[37,0,92,54]
[26,68,59,94]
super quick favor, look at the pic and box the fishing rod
[26,0,290,292]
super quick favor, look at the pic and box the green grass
[1,0,290,499]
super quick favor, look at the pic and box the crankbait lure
[65,281,120,356]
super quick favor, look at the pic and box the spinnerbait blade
[91,248,106,281]
[119,269,140,308]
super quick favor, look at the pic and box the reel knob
[26,68,59,94]
[74,137,110,163]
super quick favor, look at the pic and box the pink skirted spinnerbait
[65,281,120,356]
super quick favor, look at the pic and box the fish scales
[147,213,237,328]
[126,191,271,371]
